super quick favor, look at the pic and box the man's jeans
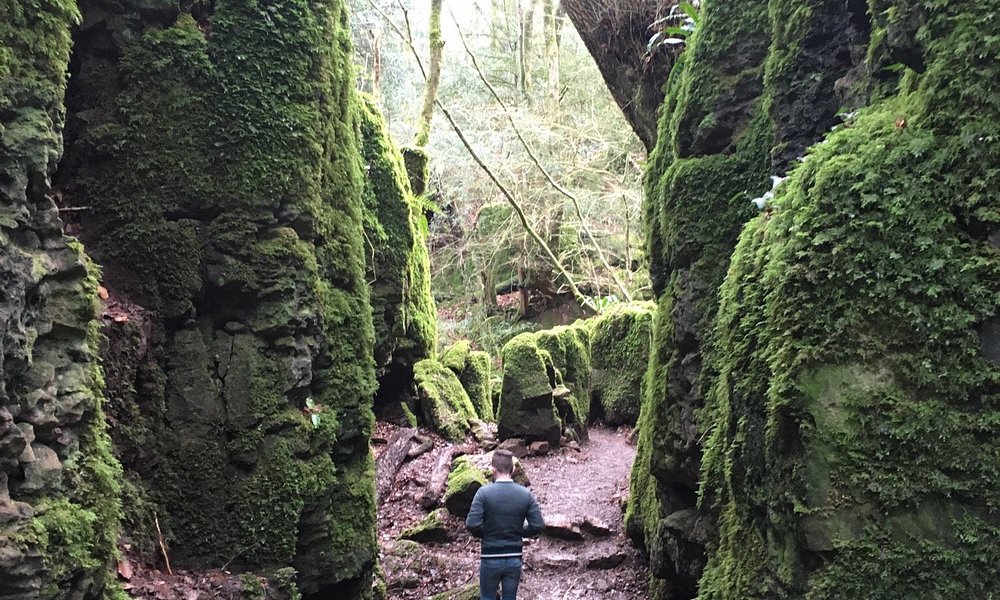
[479,556,522,600]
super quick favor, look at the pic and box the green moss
[443,456,489,515]
[698,2,1000,597]
[399,508,449,543]
[414,359,478,441]
[464,351,494,421]
[400,402,419,428]
[441,340,472,372]
[358,94,437,372]
[589,303,654,425]
[442,341,494,420]
[401,146,431,197]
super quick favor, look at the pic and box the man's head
[491,449,514,479]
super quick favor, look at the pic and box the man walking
[466,449,544,600]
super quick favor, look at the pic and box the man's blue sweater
[465,480,544,558]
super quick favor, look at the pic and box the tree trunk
[518,0,537,97]
[542,0,562,104]
[414,0,444,147]
[561,0,679,151]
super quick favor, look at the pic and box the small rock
[579,516,614,537]
[498,438,528,458]
[18,443,62,494]
[399,508,453,544]
[536,553,578,569]
[585,548,628,570]
[566,441,581,452]
[528,441,550,456]
[543,514,584,541]
[0,500,34,524]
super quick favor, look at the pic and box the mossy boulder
[497,333,563,445]
[442,341,494,420]
[414,359,478,442]
[442,456,490,517]
[399,508,452,544]
[535,324,592,436]
[589,303,654,425]
[442,454,530,517]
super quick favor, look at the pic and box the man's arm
[522,495,544,537]
[466,488,485,538]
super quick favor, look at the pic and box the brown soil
[378,424,648,599]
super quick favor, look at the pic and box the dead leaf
[118,559,133,581]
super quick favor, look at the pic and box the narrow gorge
[1,1,997,599]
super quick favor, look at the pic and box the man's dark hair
[492,449,514,475]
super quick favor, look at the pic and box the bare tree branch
[367,0,597,312]
[449,11,633,301]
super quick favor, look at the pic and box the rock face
[0,5,123,599]
[630,0,1000,598]
[589,303,654,425]
[358,92,437,388]
[56,2,380,597]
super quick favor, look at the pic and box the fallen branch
[420,446,463,509]
[376,427,417,504]
[154,514,173,575]
[407,434,434,459]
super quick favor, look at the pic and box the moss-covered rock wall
[358,93,436,379]
[633,0,998,598]
[0,3,123,597]
[56,2,380,597]
[698,1,1000,596]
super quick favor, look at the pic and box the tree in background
[414,0,444,146]
[349,0,647,349]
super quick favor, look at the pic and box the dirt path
[517,428,646,599]
[378,425,648,599]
